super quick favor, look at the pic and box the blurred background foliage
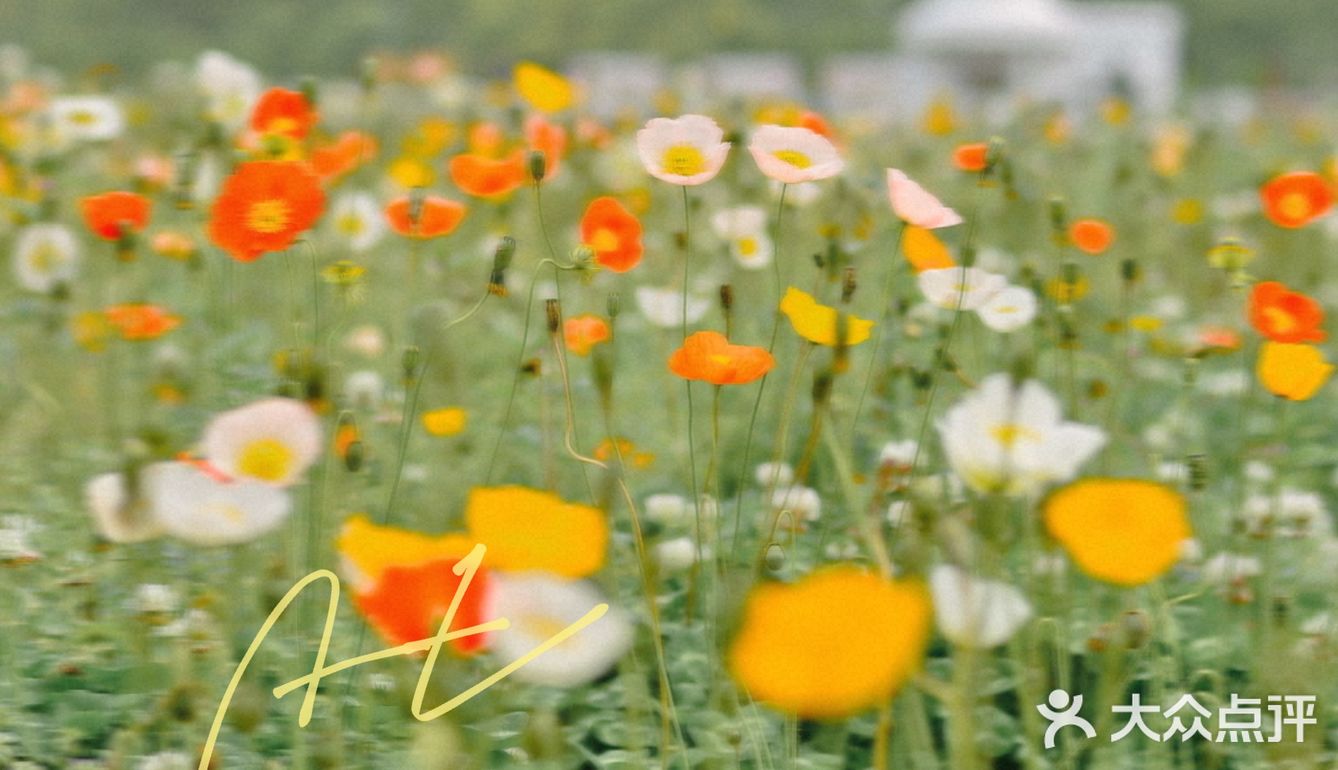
[0,0,1334,88]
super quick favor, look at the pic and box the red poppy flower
[208,161,326,262]
[1069,218,1115,255]
[1249,281,1326,343]
[81,191,151,240]
[1260,171,1335,229]
[580,196,642,272]
[250,87,318,140]
[353,557,493,653]
[384,195,467,238]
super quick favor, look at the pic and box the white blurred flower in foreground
[930,564,1032,649]
[201,397,322,487]
[488,573,632,687]
[918,266,1008,311]
[147,461,291,546]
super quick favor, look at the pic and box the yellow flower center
[661,144,706,177]
[1278,191,1311,221]
[337,213,365,235]
[68,110,98,126]
[710,353,732,366]
[237,438,294,482]
[247,199,291,234]
[29,243,59,272]
[990,422,1037,447]
[589,227,620,252]
[737,236,758,257]
[772,149,812,169]
[519,612,573,643]
[1263,306,1297,334]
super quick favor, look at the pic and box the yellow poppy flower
[1044,478,1190,587]
[779,287,874,347]
[1257,341,1333,401]
[388,156,434,189]
[336,514,473,590]
[422,407,468,436]
[902,225,956,272]
[729,566,931,718]
[514,62,574,114]
[464,486,607,578]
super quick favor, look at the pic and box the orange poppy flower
[353,557,492,653]
[250,87,318,140]
[449,149,527,198]
[525,114,568,179]
[104,304,181,341]
[310,131,378,181]
[1260,171,1334,229]
[953,142,989,172]
[1248,281,1326,343]
[580,197,642,272]
[669,331,775,386]
[564,314,612,356]
[81,191,151,240]
[384,195,467,238]
[208,160,326,262]
[1069,218,1115,255]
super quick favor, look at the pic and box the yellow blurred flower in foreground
[779,286,874,347]
[730,566,931,718]
[1257,341,1333,401]
[1044,478,1190,586]
[337,514,472,589]
[464,486,607,578]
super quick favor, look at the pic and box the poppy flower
[636,114,731,186]
[1259,171,1334,229]
[354,557,493,652]
[668,331,775,386]
[513,61,575,113]
[384,195,467,238]
[1044,478,1190,586]
[902,225,956,272]
[249,87,317,140]
[747,125,844,184]
[104,304,180,341]
[13,223,80,292]
[917,266,1007,311]
[580,197,643,272]
[49,96,124,142]
[146,461,291,547]
[779,287,874,347]
[310,130,377,181]
[930,564,1032,649]
[487,574,631,686]
[711,206,772,270]
[1257,342,1333,401]
[952,142,989,172]
[81,191,151,240]
[200,397,322,487]
[887,169,962,229]
[464,486,608,578]
[729,566,931,718]
[1249,281,1326,343]
[208,160,326,262]
[337,515,473,590]
[422,407,468,436]
[1069,218,1115,255]
[448,149,527,198]
[524,114,568,180]
[564,314,612,356]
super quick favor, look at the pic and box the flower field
[2,50,1338,769]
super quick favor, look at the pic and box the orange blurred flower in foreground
[104,303,181,341]
[1069,218,1115,255]
[669,331,775,385]
[952,142,989,172]
[1249,280,1325,343]
[81,191,151,240]
[1259,171,1334,229]
[250,87,318,140]
[208,160,326,262]
[384,195,467,238]
[580,196,643,272]
[564,314,611,356]
[353,557,492,652]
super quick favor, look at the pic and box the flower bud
[401,346,421,383]
[528,150,547,183]
[545,298,561,334]
[841,266,857,304]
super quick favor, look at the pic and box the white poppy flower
[747,125,843,184]
[930,564,1032,649]
[200,397,322,487]
[644,493,690,525]
[1241,490,1330,539]
[147,461,292,546]
[634,286,709,329]
[48,96,124,142]
[887,168,962,229]
[486,573,633,687]
[329,191,385,253]
[653,536,699,572]
[938,374,1106,496]
[754,461,794,488]
[1201,552,1261,584]
[636,114,730,186]
[86,469,167,544]
[711,205,773,270]
[976,285,1038,332]
[12,223,80,294]
[769,485,821,521]
[196,50,261,129]
[918,267,1008,311]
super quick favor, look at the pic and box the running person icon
[1037,689,1097,749]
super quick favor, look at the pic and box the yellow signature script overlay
[198,544,607,770]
